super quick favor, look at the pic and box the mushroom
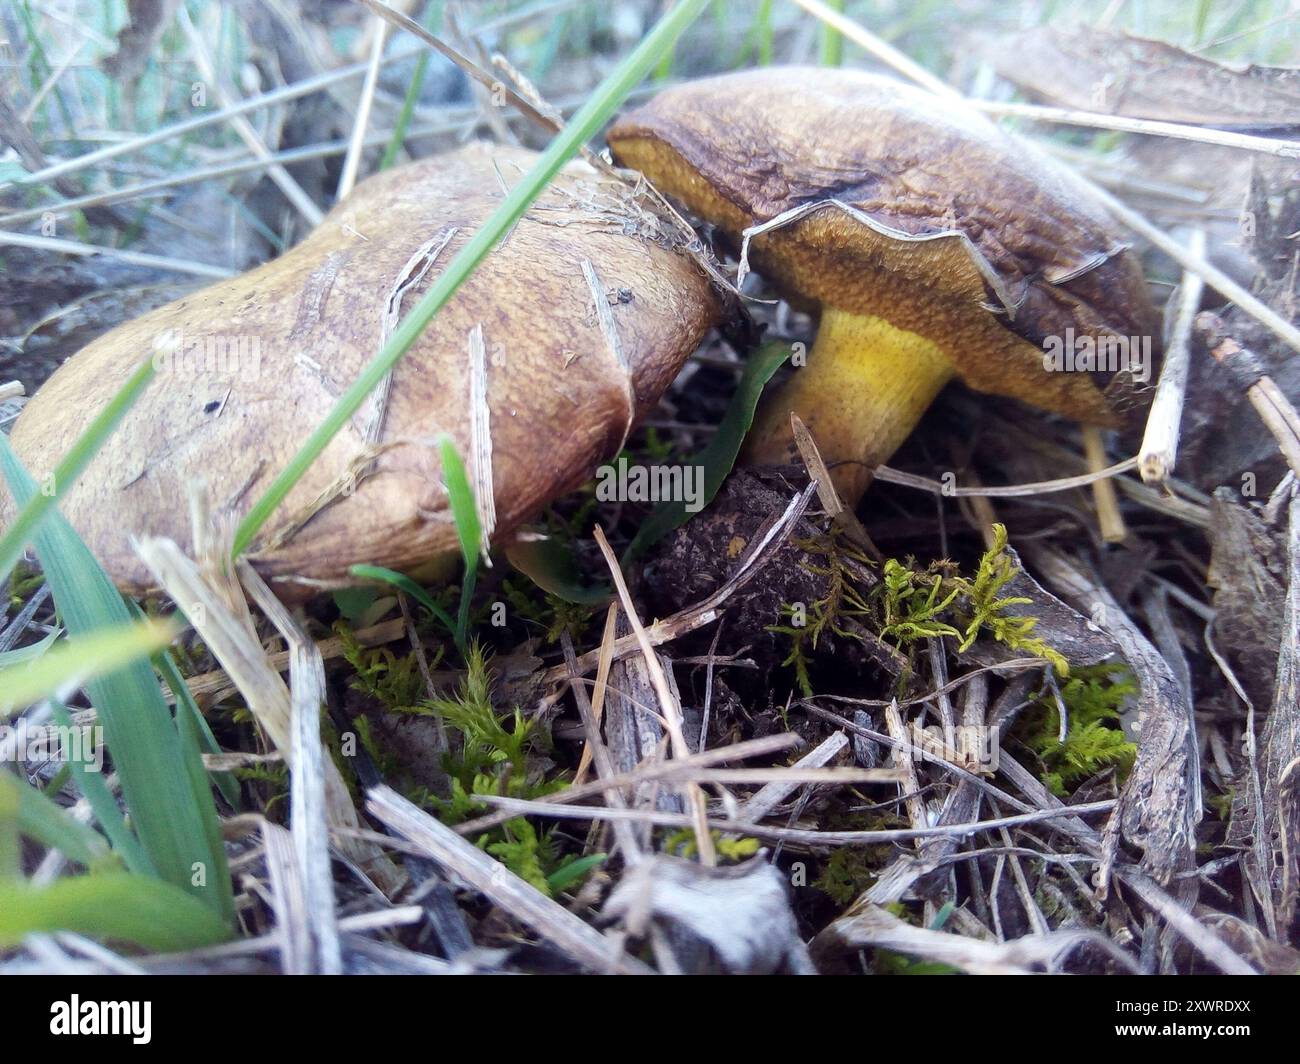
[608,67,1160,502]
[3,143,721,594]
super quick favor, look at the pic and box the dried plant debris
[1179,164,1300,492]
[1227,493,1300,934]
[1208,488,1289,711]
[980,25,1300,127]
[813,897,1138,975]
[601,854,816,975]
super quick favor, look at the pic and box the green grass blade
[0,357,155,584]
[0,437,234,923]
[0,872,229,951]
[350,438,481,657]
[819,0,845,66]
[49,701,152,874]
[756,0,775,64]
[7,773,111,871]
[0,618,178,718]
[379,1,444,170]
[153,643,242,812]
[546,852,607,893]
[231,0,711,558]
[0,775,16,878]
[349,563,461,647]
[623,341,790,561]
[438,437,481,651]
[170,670,233,907]
[0,628,60,666]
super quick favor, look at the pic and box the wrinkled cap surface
[4,143,721,594]
[608,67,1161,424]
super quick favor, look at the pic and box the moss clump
[423,643,578,895]
[232,762,289,813]
[335,619,430,712]
[770,522,1069,697]
[1019,664,1137,796]
[814,847,879,905]
[876,524,1069,675]
[6,561,45,607]
[767,528,875,697]
[663,829,760,863]
[500,576,596,645]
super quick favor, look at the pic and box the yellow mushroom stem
[742,307,955,504]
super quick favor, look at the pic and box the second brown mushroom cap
[4,143,722,595]
[608,67,1161,501]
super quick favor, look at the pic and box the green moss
[814,847,879,905]
[424,643,577,895]
[334,619,431,712]
[767,528,875,698]
[956,524,1069,675]
[875,524,1069,675]
[663,828,760,863]
[769,522,1069,697]
[233,763,289,813]
[6,560,45,607]
[877,556,963,645]
[500,576,596,645]
[1207,790,1234,822]
[1019,664,1137,796]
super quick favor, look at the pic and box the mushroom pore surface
[3,142,722,594]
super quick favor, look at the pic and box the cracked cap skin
[2,143,723,596]
[608,67,1161,500]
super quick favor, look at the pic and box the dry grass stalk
[789,412,880,557]
[133,535,402,895]
[884,699,928,832]
[366,785,651,974]
[177,618,405,704]
[560,631,645,867]
[998,748,1253,973]
[875,456,1139,497]
[336,17,388,201]
[812,898,1139,975]
[573,603,619,785]
[469,792,1118,845]
[260,822,314,975]
[175,6,322,226]
[0,229,234,279]
[739,730,849,822]
[240,562,343,974]
[1139,229,1206,484]
[593,524,716,865]
[467,322,497,554]
[1082,425,1127,543]
[455,733,801,838]
[972,99,1300,159]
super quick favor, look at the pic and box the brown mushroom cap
[3,143,721,594]
[608,68,1160,496]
